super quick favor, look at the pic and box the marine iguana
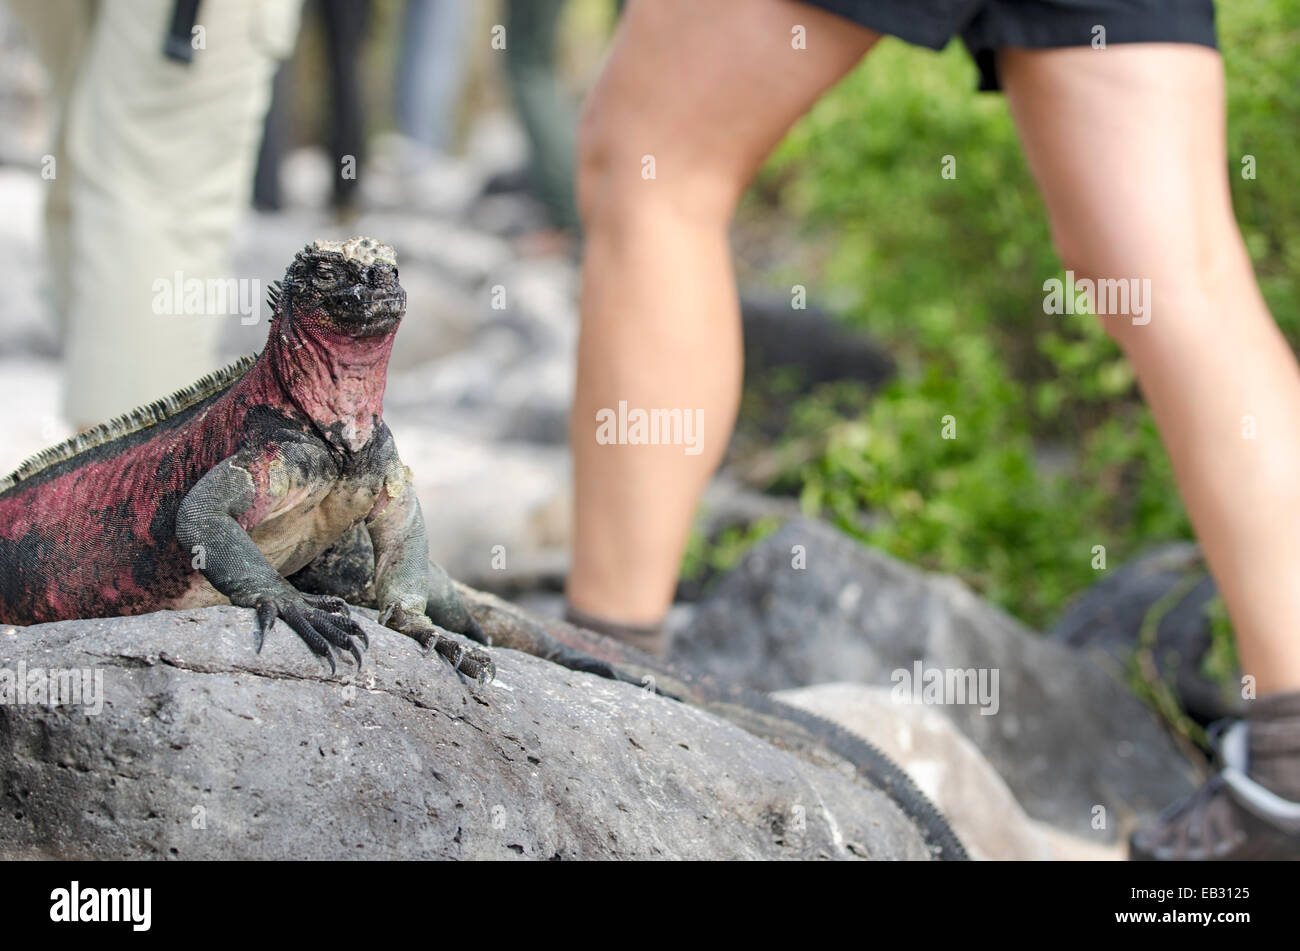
[0,238,509,680]
[0,237,967,860]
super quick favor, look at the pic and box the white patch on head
[311,236,397,268]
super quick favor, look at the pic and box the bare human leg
[567,0,879,646]
[1003,44,1300,859]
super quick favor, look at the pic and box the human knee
[1050,233,1244,350]
[575,95,743,232]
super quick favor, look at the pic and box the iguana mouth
[322,287,406,336]
[362,293,405,320]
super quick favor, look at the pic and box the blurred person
[318,0,370,216]
[390,0,616,238]
[394,0,473,155]
[252,60,291,212]
[567,0,1300,860]
[251,0,367,216]
[9,0,302,428]
[500,0,581,234]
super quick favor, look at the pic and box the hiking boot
[1130,716,1300,860]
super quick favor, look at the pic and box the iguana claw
[254,601,276,653]
[253,594,368,674]
[305,594,367,647]
[381,601,494,683]
[430,635,495,685]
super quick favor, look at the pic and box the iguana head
[268,238,406,452]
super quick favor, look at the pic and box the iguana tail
[704,684,969,860]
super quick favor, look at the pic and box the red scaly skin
[0,269,398,625]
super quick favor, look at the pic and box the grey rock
[384,267,481,370]
[463,111,532,184]
[0,607,929,860]
[484,257,578,350]
[1051,542,1240,725]
[387,418,571,585]
[356,214,513,288]
[729,300,895,482]
[741,298,895,389]
[671,518,1204,839]
[383,254,578,447]
[387,334,572,446]
[775,683,1124,860]
[676,478,802,602]
[466,191,556,239]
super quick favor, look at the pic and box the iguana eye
[313,261,338,283]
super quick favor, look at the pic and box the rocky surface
[0,607,930,860]
[776,683,1123,861]
[671,518,1205,841]
[1050,542,1240,725]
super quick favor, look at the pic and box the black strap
[162,0,202,64]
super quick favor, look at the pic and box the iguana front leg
[175,445,368,674]
[366,454,494,683]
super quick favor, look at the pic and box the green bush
[736,1,1300,631]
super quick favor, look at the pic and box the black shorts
[800,0,1218,90]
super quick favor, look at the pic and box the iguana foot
[254,593,368,675]
[430,635,495,684]
[379,602,495,684]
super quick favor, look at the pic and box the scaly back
[0,355,257,495]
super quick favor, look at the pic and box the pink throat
[269,310,396,452]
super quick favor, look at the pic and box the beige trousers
[8,0,301,425]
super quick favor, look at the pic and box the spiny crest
[0,354,258,494]
[266,280,282,313]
